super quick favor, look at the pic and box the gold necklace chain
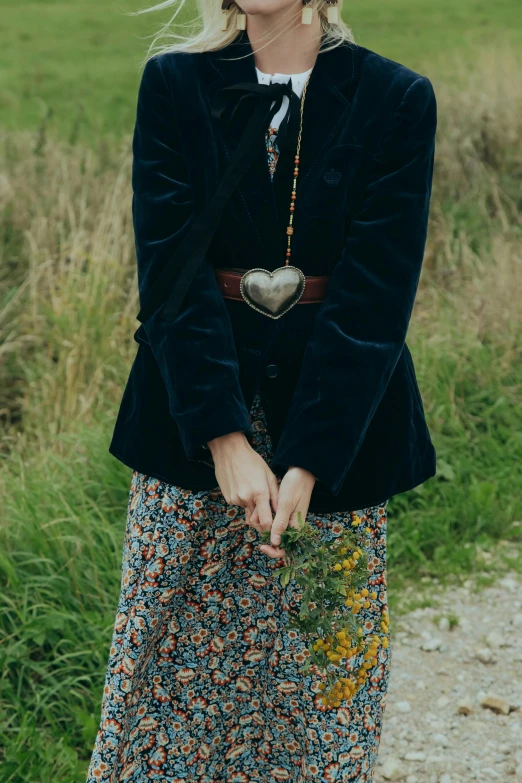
[285,71,312,266]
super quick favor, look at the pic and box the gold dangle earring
[220,0,246,31]
[220,0,234,31]
[301,0,314,25]
[325,0,339,23]
[236,3,247,29]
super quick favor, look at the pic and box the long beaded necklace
[286,72,310,265]
[239,72,313,320]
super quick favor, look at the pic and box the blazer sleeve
[132,55,254,461]
[270,75,437,495]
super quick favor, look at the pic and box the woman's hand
[207,431,279,534]
[259,466,316,559]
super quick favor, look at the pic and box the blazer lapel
[272,43,359,262]
[202,31,359,269]
[203,34,280,265]
[296,42,358,188]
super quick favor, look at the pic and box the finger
[259,542,286,559]
[247,507,263,535]
[255,494,273,532]
[270,503,292,549]
[258,503,291,558]
[245,506,262,533]
[290,506,306,529]
[237,496,256,514]
[267,472,279,515]
[262,498,309,557]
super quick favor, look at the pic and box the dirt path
[374,571,522,783]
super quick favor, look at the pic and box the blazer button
[266,363,279,378]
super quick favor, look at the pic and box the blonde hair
[134,0,355,62]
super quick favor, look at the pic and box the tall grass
[0,50,521,781]
[0,136,136,442]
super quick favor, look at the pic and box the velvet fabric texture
[109,31,438,512]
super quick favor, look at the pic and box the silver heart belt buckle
[240,266,306,319]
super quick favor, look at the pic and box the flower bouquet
[261,510,389,708]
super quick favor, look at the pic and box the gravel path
[374,571,522,783]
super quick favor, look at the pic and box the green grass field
[1,0,522,143]
[1,2,522,780]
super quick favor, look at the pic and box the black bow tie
[211,79,302,153]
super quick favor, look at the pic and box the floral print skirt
[87,393,391,782]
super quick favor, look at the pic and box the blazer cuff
[176,400,254,463]
[270,443,342,496]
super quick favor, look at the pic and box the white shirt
[255,67,313,130]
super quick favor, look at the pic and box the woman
[88,0,437,780]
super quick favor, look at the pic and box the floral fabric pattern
[87,392,390,782]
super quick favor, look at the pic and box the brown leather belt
[215,268,329,304]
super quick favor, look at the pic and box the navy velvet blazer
[109,30,438,512]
